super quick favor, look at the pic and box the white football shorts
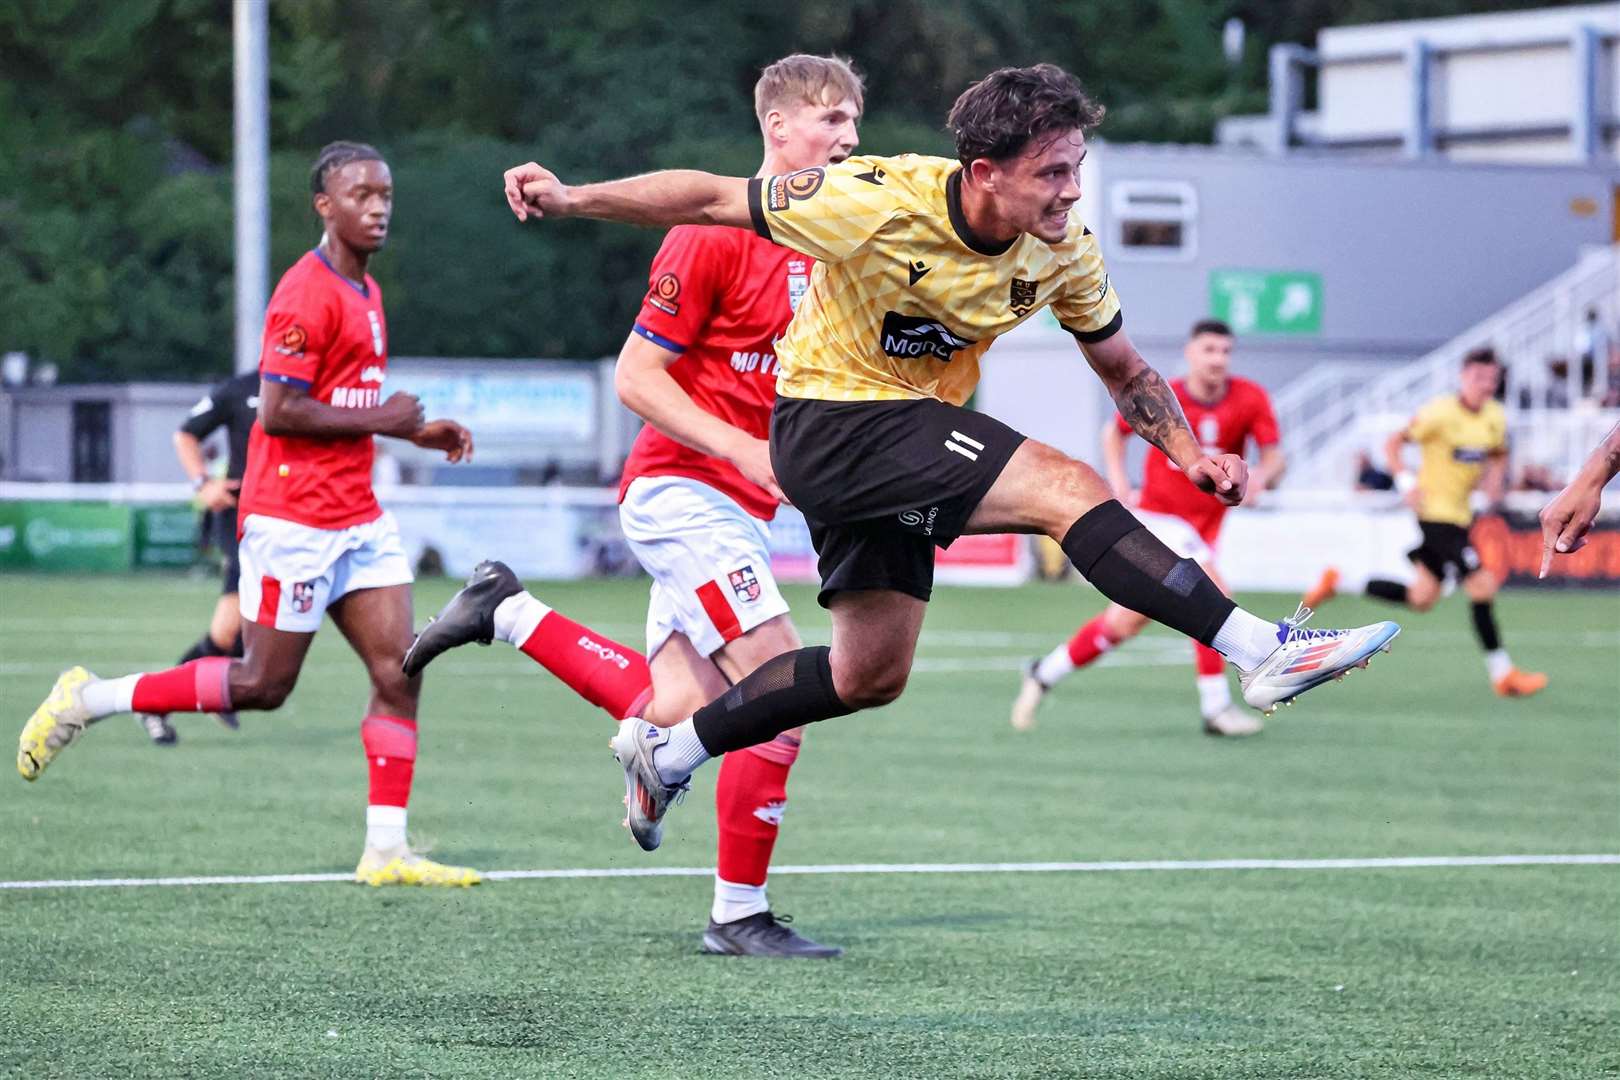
[618,475,790,659]
[1134,509,1215,566]
[237,511,414,633]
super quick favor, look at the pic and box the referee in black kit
[136,371,258,744]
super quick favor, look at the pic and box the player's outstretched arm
[1539,419,1620,575]
[1079,329,1246,505]
[503,162,750,230]
[614,333,785,502]
[258,380,424,441]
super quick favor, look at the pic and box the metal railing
[1276,244,1620,489]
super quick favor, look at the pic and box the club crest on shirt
[728,565,761,603]
[1009,278,1038,316]
[649,272,681,316]
[275,325,307,357]
[291,581,316,614]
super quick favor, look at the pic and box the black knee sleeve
[1060,501,1234,647]
[691,646,853,756]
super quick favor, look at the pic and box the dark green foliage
[0,0,1578,380]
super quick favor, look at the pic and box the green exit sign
[1209,270,1322,335]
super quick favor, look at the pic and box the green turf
[1,572,1616,1078]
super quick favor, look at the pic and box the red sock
[130,657,232,714]
[517,612,652,722]
[361,715,417,808]
[715,730,801,887]
[1065,613,1123,670]
[1193,642,1225,677]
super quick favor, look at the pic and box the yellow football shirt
[1407,394,1507,525]
[746,154,1121,405]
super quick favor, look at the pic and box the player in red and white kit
[18,142,481,887]
[403,56,863,955]
[1010,320,1287,737]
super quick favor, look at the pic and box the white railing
[1277,244,1620,489]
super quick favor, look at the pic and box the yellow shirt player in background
[503,64,1401,851]
[1305,348,1546,698]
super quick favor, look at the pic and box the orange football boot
[1302,567,1340,611]
[1493,668,1548,698]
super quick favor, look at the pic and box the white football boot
[609,718,689,852]
[1239,605,1400,715]
[1009,661,1049,731]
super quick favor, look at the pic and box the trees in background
[0,0,1566,381]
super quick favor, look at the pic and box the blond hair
[754,54,865,130]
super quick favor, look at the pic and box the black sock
[691,646,853,756]
[228,633,244,658]
[177,634,220,664]
[1365,580,1409,604]
[1059,500,1235,647]
[1471,601,1501,651]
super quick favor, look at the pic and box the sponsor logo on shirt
[879,311,976,361]
[1453,447,1490,464]
[366,310,384,356]
[729,350,779,377]
[765,167,825,211]
[359,365,385,384]
[330,387,382,408]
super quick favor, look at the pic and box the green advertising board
[1209,269,1322,335]
[0,502,200,571]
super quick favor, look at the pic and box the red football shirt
[616,224,810,521]
[1116,375,1279,542]
[238,249,388,532]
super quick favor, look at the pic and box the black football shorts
[770,395,1026,606]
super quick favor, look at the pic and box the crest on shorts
[291,581,316,614]
[727,565,760,603]
[1009,278,1038,316]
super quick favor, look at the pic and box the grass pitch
[1,572,1616,1078]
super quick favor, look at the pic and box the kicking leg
[968,439,1398,714]
[329,584,479,887]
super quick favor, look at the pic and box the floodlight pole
[233,0,270,375]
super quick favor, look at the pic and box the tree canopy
[0,0,1569,381]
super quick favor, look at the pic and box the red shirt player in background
[1011,319,1287,737]
[405,56,862,956]
[18,142,481,887]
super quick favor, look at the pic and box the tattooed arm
[1538,419,1620,576]
[1078,329,1247,505]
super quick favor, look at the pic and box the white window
[1109,180,1197,261]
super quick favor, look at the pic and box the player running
[503,64,1400,852]
[404,55,861,955]
[1303,347,1545,698]
[18,142,482,887]
[1012,319,1285,737]
[135,370,259,745]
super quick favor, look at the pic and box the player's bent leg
[330,583,480,887]
[967,440,1399,714]
[825,591,926,709]
[18,621,305,781]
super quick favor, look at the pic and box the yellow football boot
[354,847,482,887]
[18,666,96,781]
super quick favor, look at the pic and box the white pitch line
[3,854,1615,891]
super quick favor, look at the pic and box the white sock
[365,805,408,852]
[654,719,712,785]
[1485,649,1513,683]
[1196,674,1232,717]
[712,876,770,924]
[81,674,141,718]
[1034,643,1077,687]
[492,591,550,646]
[1210,608,1284,672]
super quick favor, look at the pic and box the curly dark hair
[946,64,1104,165]
[310,140,385,196]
